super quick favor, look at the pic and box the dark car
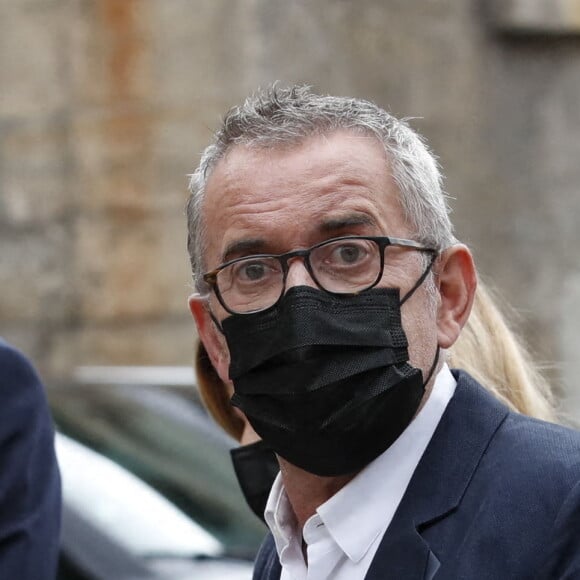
[49,367,267,580]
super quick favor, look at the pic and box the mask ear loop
[210,311,225,335]
[422,344,441,387]
[398,252,441,387]
[399,252,438,306]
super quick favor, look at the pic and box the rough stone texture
[0,1,68,119]
[1,0,580,419]
[0,117,72,225]
[73,212,191,321]
[48,319,196,378]
[0,224,75,323]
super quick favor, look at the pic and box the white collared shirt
[263,364,456,580]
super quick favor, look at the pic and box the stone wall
[1,0,580,415]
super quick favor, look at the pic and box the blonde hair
[448,281,556,422]
[195,342,245,440]
[196,280,557,441]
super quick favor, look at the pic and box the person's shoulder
[0,340,61,579]
[500,410,580,473]
[0,338,38,379]
[0,338,49,417]
[454,369,580,485]
[482,400,580,496]
[495,414,580,575]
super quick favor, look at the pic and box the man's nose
[285,257,318,291]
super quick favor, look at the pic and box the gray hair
[186,84,457,291]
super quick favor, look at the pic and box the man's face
[197,130,441,385]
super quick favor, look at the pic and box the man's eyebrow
[220,215,376,263]
[319,214,376,233]
[222,238,267,263]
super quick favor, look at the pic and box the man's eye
[238,261,267,281]
[333,244,365,265]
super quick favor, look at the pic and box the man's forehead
[204,132,390,203]
[201,131,407,263]
[210,130,387,177]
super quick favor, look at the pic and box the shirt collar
[264,363,456,563]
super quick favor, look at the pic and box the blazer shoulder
[0,340,61,579]
[468,404,580,524]
[490,415,580,577]
[497,411,580,476]
[454,369,580,473]
[417,372,580,577]
[451,370,580,502]
[0,339,42,387]
[0,339,49,416]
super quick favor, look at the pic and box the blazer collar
[364,371,510,580]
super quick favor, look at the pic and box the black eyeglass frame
[202,235,439,315]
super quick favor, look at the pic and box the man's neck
[278,458,357,529]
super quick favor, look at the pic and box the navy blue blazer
[253,371,580,579]
[0,339,61,579]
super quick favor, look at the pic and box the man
[0,339,61,578]
[186,85,580,579]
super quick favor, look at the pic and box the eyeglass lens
[215,238,384,313]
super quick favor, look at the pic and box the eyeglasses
[202,235,438,314]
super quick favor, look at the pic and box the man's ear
[435,245,477,349]
[188,295,230,382]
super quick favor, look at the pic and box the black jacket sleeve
[0,339,61,579]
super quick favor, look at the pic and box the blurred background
[2,1,580,577]
[1,0,580,411]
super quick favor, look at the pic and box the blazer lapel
[365,371,509,580]
[364,522,437,580]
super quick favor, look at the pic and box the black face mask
[230,440,279,522]
[222,283,437,477]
